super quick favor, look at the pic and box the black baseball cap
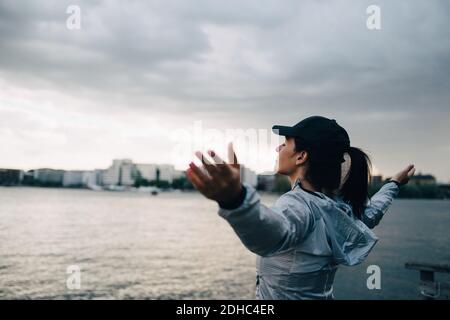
[272,116,350,162]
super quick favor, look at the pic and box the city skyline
[1,1,449,182]
[0,157,443,183]
[1,148,447,183]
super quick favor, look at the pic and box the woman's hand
[186,142,244,208]
[391,164,415,186]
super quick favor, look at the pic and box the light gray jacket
[218,180,400,300]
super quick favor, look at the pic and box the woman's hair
[293,138,372,219]
[339,147,372,219]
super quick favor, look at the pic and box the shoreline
[0,185,449,200]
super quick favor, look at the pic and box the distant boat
[138,186,159,195]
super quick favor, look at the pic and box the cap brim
[272,125,295,136]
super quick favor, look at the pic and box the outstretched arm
[186,143,312,257]
[362,164,415,229]
[217,185,313,257]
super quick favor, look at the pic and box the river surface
[0,187,449,299]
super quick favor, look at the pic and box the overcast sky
[0,0,449,181]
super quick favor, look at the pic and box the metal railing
[405,261,450,300]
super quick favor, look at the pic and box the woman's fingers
[195,151,219,177]
[187,145,242,202]
[393,164,415,185]
[407,167,416,178]
[207,150,233,176]
[207,150,225,165]
[188,162,212,187]
[228,142,239,168]
[404,164,415,177]
[186,168,205,190]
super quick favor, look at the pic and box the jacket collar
[292,178,324,199]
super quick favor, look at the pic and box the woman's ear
[339,152,351,189]
[295,150,308,165]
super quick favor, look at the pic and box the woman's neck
[289,173,338,197]
[289,174,318,193]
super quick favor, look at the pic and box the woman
[186,116,415,300]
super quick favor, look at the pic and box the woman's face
[275,137,302,175]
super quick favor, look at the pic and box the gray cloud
[0,0,449,180]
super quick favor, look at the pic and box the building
[257,173,276,191]
[240,166,258,187]
[119,160,136,186]
[173,170,185,180]
[82,170,104,187]
[409,174,437,186]
[257,172,291,193]
[22,170,35,185]
[135,164,177,183]
[62,171,84,187]
[33,169,64,186]
[101,160,181,187]
[439,184,450,199]
[102,159,136,186]
[0,169,23,186]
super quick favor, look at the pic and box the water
[0,187,449,300]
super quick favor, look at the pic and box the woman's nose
[275,145,282,152]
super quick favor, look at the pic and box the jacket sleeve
[217,183,314,257]
[362,181,400,229]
